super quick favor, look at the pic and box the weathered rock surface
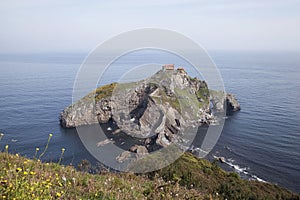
[226,93,241,112]
[210,91,241,113]
[60,68,240,153]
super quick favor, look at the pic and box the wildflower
[36,147,39,151]
[58,182,63,187]
[5,145,8,151]
[30,171,36,175]
[62,176,66,182]
[16,167,22,172]
[56,192,61,197]
[38,134,53,159]
[23,171,28,175]
[58,148,66,164]
[15,153,19,157]
[24,161,28,164]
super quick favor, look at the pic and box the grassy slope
[153,153,300,200]
[0,152,299,200]
[0,152,201,200]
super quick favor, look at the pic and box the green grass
[152,153,300,200]
[0,152,204,200]
[0,148,299,200]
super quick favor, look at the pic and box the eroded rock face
[210,92,241,113]
[226,93,241,112]
[59,97,113,128]
[60,69,240,152]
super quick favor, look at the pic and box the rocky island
[60,65,240,160]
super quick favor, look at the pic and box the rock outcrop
[226,93,241,112]
[60,68,240,153]
[210,91,241,113]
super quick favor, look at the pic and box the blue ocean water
[0,51,299,192]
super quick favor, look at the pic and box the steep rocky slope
[60,68,240,154]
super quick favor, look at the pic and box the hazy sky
[0,0,300,53]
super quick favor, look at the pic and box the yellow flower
[15,153,19,157]
[30,171,36,175]
[23,171,28,175]
[56,192,61,197]
[36,147,39,151]
[5,145,8,150]
[62,148,65,152]
[16,167,22,172]
[49,133,53,137]
[23,161,28,164]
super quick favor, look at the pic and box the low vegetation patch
[0,133,299,200]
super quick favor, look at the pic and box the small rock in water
[97,139,114,147]
[116,151,131,163]
[219,157,226,163]
[112,129,121,134]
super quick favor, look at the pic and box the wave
[213,155,267,183]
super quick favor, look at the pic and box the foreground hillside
[0,151,298,200]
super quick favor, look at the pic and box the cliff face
[60,69,240,150]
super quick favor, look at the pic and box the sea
[0,51,299,193]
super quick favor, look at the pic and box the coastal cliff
[60,68,240,130]
[60,68,240,159]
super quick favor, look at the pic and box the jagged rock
[60,68,240,150]
[116,151,132,163]
[129,145,149,159]
[210,92,241,113]
[97,139,114,147]
[112,129,121,134]
[226,93,241,112]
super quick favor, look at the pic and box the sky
[0,0,300,53]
